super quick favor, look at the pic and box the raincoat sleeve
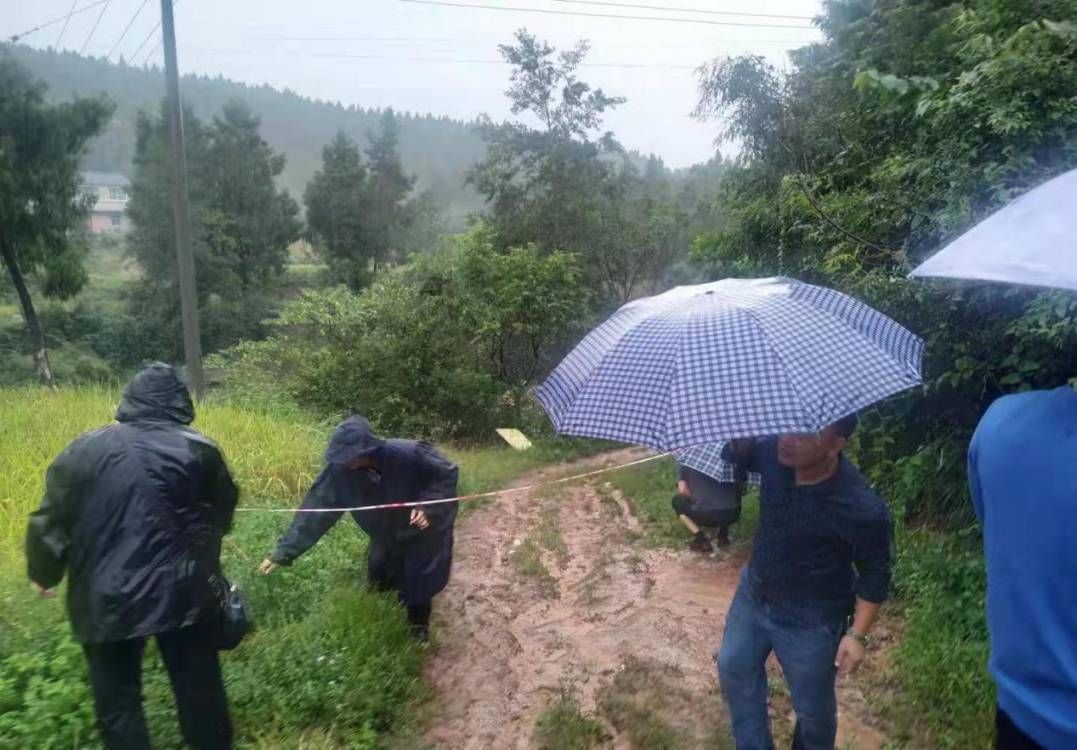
[206,447,239,534]
[271,467,345,565]
[26,444,83,589]
[415,442,459,530]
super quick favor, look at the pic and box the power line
[141,0,181,64]
[397,0,817,29]
[144,38,163,62]
[55,0,81,49]
[79,0,113,54]
[305,51,697,69]
[551,0,814,21]
[247,33,814,43]
[182,46,809,69]
[7,0,109,44]
[130,19,160,60]
[108,0,152,60]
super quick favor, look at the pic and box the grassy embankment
[0,385,596,748]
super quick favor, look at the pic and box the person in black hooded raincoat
[25,363,238,750]
[259,416,458,641]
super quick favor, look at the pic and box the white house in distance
[80,171,131,234]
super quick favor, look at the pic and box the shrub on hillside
[214,226,589,441]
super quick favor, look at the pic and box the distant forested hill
[6,44,487,221]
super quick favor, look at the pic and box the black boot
[407,602,432,643]
[687,531,714,554]
[715,525,731,548]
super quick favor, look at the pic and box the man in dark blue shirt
[719,414,892,750]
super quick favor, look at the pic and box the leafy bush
[891,528,994,748]
[214,226,589,442]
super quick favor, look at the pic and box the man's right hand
[258,558,278,575]
[677,480,690,497]
[31,581,56,599]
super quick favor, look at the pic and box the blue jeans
[717,574,844,750]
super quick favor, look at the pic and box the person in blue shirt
[720,414,892,750]
[968,387,1077,750]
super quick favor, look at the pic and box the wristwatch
[846,628,870,647]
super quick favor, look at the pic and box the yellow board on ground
[495,428,533,451]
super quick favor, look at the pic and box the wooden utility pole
[159,0,204,397]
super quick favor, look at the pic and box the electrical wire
[551,0,814,21]
[79,0,113,54]
[54,0,81,48]
[7,0,109,44]
[397,0,816,29]
[107,0,152,59]
[140,0,181,65]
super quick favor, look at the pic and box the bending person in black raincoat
[25,363,237,750]
[260,416,459,641]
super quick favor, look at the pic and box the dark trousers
[82,622,232,750]
[672,494,741,536]
[996,707,1043,750]
[367,540,432,630]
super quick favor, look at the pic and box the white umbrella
[909,168,1077,290]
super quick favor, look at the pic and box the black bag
[208,571,253,651]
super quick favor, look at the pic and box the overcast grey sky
[5,0,824,167]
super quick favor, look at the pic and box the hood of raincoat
[325,416,386,464]
[115,363,195,425]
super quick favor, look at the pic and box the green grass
[596,657,731,750]
[534,689,610,750]
[886,526,994,748]
[510,537,559,597]
[509,493,568,595]
[0,386,600,748]
[78,238,140,313]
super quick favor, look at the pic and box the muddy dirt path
[424,450,894,749]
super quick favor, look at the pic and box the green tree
[471,30,698,304]
[214,225,588,439]
[203,101,302,290]
[305,118,423,288]
[451,224,588,392]
[304,132,372,289]
[365,110,417,270]
[0,58,112,385]
[469,31,625,267]
[693,2,1077,518]
[126,98,301,361]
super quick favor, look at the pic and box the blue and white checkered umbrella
[674,442,761,486]
[536,277,923,450]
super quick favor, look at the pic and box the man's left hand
[835,634,866,677]
[410,509,430,530]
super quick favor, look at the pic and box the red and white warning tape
[233,452,668,514]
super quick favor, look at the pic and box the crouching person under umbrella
[260,416,459,642]
[25,363,238,750]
